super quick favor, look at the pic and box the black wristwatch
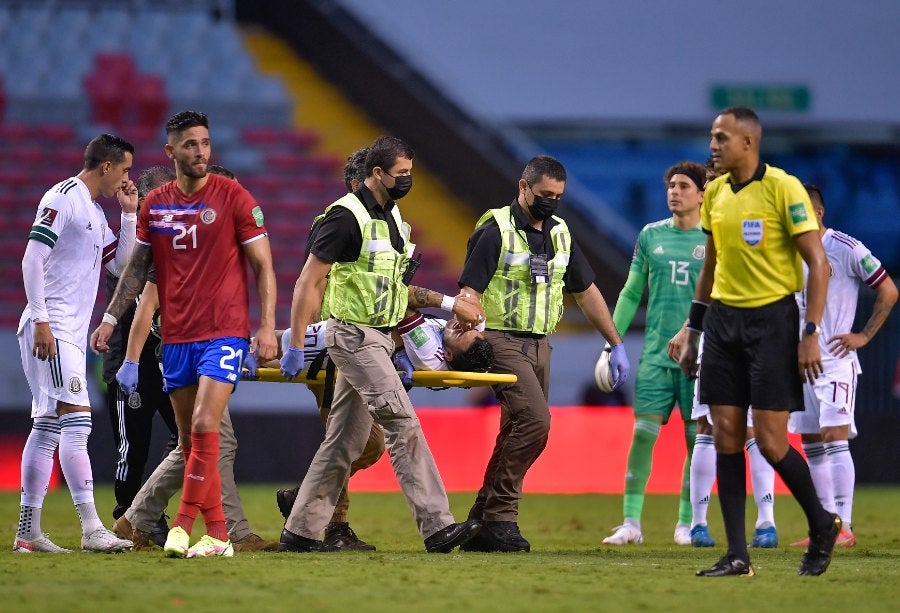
[803,321,821,335]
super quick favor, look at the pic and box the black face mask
[382,172,413,200]
[528,185,560,220]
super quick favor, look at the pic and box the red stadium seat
[33,124,76,144]
[0,123,31,140]
[241,126,282,145]
[132,74,168,129]
[84,73,128,127]
[285,129,320,150]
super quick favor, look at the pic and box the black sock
[716,452,748,561]
[771,446,831,532]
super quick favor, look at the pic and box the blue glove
[243,351,259,378]
[280,346,305,381]
[116,359,140,395]
[609,343,630,390]
[393,350,414,391]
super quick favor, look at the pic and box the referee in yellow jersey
[679,107,841,577]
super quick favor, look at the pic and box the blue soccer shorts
[161,337,250,393]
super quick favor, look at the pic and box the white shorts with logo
[690,335,755,427]
[18,316,91,417]
[789,358,858,438]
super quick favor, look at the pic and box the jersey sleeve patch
[252,206,264,227]
[788,202,808,225]
[408,326,429,349]
[38,207,58,227]
[859,254,879,276]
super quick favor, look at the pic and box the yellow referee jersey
[701,164,818,308]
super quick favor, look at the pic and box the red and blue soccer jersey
[137,173,267,344]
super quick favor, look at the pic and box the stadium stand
[0,1,461,329]
[536,138,900,273]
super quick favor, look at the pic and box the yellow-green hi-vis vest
[322,193,415,327]
[478,206,571,335]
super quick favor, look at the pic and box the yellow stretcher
[244,367,516,388]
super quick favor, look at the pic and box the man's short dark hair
[664,161,706,192]
[447,338,494,372]
[522,155,567,186]
[208,164,235,179]
[365,136,413,176]
[165,110,209,136]
[83,134,134,171]
[720,106,761,127]
[804,183,825,208]
[135,165,175,199]
[344,147,369,190]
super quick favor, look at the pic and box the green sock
[623,418,660,521]
[678,420,698,525]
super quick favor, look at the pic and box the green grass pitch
[2,486,898,612]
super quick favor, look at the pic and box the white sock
[59,413,103,535]
[802,441,835,512]
[18,418,61,539]
[690,434,716,528]
[825,441,854,529]
[746,438,776,528]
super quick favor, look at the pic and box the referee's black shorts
[698,295,803,412]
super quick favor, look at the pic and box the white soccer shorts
[789,358,858,438]
[18,318,91,417]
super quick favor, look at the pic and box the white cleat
[602,524,643,545]
[186,534,234,558]
[13,533,72,553]
[674,523,692,546]
[82,527,133,553]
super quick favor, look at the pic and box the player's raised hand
[117,179,138,214]
[453,291,484,330]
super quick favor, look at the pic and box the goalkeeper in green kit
[603,161,707,546]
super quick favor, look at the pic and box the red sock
[172,443,194,533]
[174,431,219,536]
[201,460,228,541]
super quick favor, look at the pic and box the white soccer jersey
[281,321,328,365]
[397,313,449,371]
[797,228,888,371]
[19,177,135,346]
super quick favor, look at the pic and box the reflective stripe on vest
[322,193,414,327]
[477,206,570,335]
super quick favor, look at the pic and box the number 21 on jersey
[173,224,197,250]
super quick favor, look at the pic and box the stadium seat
[132,74,168,129]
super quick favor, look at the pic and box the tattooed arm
[407,284,484,328]
[89,243,153,354]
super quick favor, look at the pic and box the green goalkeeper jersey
[613,218,706,369]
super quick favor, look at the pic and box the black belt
[330,316,392,335]
[489,329,545,340]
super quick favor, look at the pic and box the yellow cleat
[163,526,190,558]
[187,534,234,558]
